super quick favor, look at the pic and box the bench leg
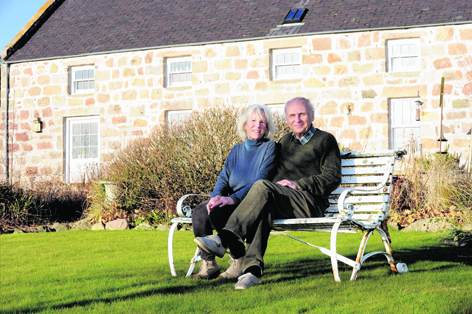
[330,222,342,282]
[186,247,201,277]
[168,222,180,276]
[350,228,398,281]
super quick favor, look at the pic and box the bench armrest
[176,194,210,217]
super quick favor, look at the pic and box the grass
[1,230,472,314]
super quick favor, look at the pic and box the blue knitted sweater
[211,138,277,205]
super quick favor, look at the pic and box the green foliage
[0,182,90,232]
[88,106,290,225]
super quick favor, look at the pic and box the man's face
[285,99,314,139]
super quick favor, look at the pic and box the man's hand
[276,179,301,190]
[206,196,235,214]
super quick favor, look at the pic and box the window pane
[286,65,294,75]
[392,46,400,56]
[184,61,191,71]
[294,9,303,19]
[77,81,83,90]
[293,65,301,74]
[171,62,178,72]
[285,53,293,64]
[75,71,82,80]
[286,10,296,20]
[401,44,409,56]
[186,73,192,82]
[90,135,98,146]
[277,66,286,77]
[81,123,90,135]
[90,147,98,158]
[277,54,284,64]
[90,122,98,134]
[72,135,80,147]
[88,69,94,78]
[72,148,82,159]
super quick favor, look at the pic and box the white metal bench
[168,149,408,282]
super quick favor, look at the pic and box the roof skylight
[283,8,308,24]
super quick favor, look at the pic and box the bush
[0,182,90,232]
[87,106,289,225]
[389,141,472,227]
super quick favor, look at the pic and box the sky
[0,0,46,57]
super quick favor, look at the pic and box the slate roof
[4,0,472,62]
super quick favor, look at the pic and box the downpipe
[3,61,10,183]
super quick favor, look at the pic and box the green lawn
[1,229,471,313]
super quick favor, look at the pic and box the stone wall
[1,24,472,186]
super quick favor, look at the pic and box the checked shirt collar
[292,124,316,145]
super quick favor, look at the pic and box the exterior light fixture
[415,99,423,121]
[32,118,42,133]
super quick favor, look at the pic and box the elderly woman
[191,104,277,280]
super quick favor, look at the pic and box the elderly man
[195,97,342,289]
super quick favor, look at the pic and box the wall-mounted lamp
[415,99,423,121]
[32,118,43,133]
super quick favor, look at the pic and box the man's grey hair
[237,104,276,141]
[284,97,315,117]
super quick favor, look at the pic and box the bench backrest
[326,150,405,228]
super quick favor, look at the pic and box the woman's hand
[206,196,235,214]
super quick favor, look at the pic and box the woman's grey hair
[237,104,275,141]
[284,97,315,117]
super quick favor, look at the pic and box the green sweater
[272,128,342,202]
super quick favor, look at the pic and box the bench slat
[341,166,387,176]
[341,175,391,185]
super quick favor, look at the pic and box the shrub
[389,140,472,227]
[87,106,289,225]
[0,182,90,232]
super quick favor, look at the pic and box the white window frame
[65,116,100,183]
[166,57,192,87]
[70,65,95,95]
[387,38,421,72]
[267,104,286,117]
[389,98,421,151]
[272,48,302,80]
[166,110,191,126]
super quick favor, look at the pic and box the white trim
[166,110,192,126]
[70,65,95,95]
[387,38,421,73]
[389,98,421,150]
[271,47,302,80]
[166,56,192,87]
[65,116,100,183]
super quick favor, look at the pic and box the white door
[65,117,100,183]
[389,99,421,151]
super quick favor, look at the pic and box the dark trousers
[220,180,325,276]
[192,201,238,261]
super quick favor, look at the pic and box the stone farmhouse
[1,0,472,186]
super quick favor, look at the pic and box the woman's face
[244,111,267,140]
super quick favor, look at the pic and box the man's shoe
[191,259,220,279]
[234,273,259,290]
[219,256,244,279]
[194,235,226,258]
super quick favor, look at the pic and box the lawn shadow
[262,242,472,284]
[3,275,231,314]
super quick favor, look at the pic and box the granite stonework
[1,25,472,186]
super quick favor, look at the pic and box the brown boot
[191,259,220,279]
[219,256,243,279]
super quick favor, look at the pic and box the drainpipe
[3,61,10,183]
